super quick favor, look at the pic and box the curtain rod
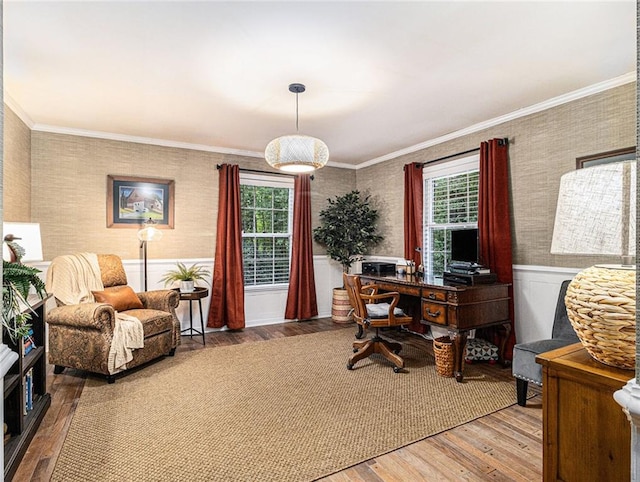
[410,137,510,169]
[216,165,314,180]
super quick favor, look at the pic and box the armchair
[46,254,181,383]
[512,280,579,406]
[343,273,413,373]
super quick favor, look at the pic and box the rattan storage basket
[433,336,454,377]
[565,265,636,370]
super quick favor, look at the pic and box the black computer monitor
[450,228,478,264]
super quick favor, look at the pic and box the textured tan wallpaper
[357,82,636,268]
[28,130,355,260]
[4,107,31,221]
[10,82,637,266]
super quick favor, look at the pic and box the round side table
[175,287,208,345]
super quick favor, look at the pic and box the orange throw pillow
[92,286,143,312]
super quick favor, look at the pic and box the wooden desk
[359,274,511,382]
[536,343,631,482]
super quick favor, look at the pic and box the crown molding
[30,124,266,159]
[6,71,635,170]
[356,71,637,170]
[4,92,35,128]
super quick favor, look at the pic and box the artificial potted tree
[160,262,211,293]
[313,190,383,323]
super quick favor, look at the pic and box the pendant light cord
[295,92,299,132]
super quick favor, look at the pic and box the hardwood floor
[12,318,542,482]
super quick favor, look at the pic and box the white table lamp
[551,160,636,369]
[3,222,44,263]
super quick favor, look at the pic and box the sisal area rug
[52,329,518,481]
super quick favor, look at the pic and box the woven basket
[433,336,454,377]
[565,265,636,370]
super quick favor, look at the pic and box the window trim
[240,173,294,289]
[422,154,480,275]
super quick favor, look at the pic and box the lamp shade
[3,222,43,262]
[137,224,163,242]
[551,160,636,259]
[265,134,329,173]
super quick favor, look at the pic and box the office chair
[343,273,413,373]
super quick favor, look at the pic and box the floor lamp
[137,219,163,291]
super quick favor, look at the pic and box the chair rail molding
[614,379,640,481]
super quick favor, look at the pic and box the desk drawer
[423,289,447,302]
[375,280,421,297]
[422,301,447,325]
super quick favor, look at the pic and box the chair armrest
[47,303,116,331]
[361,283,379,296]
[137,289,180,312]
[361,291,400,307]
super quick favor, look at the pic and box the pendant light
[265,83,329,173]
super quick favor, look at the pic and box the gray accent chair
[512,280,579,406]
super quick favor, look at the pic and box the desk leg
[497,322,512,367]
[452,331,468,383]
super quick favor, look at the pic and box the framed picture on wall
[107,175,175,228]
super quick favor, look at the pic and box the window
[240,173,294,287]
[423,155,479,276]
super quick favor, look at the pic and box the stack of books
[23,368,33,415]
[23,329,35,356]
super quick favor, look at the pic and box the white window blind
[423,155,479,276]
[240,173,294,287]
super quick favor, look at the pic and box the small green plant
[2,261,46,344]
[160,262,211,287]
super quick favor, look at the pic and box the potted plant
[313,190,383,323]
[160,262,211,293]
[2,260,47,345]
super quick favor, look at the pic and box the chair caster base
[393,366,402,373]
[347,363,354,370]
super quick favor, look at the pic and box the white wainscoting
[33,255,345,332]
[32,258,579,342]
[512,265,580,344]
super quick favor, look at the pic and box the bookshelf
[3,295,51,481]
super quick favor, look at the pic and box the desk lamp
[551,160,636,369]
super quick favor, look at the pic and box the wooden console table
[536,343,631,482]
[359,274,511,382]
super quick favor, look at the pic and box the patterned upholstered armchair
[46,254,181,383]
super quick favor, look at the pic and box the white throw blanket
[46,253,144,374]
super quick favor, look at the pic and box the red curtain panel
[285,174,319,320]
[478,138,515,360]
[207,164,245,330]
[404,162,426,334]
[404,162,423,267]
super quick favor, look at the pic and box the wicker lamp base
[565,265,636,370]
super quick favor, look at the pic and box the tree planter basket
[331,288,353,324]
[433,336,454,377]
[565,265,636,370]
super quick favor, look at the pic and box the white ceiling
[3,1,636,168]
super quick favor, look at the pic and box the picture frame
[107,175,175,228]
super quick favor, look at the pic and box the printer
[361,261,396,276]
